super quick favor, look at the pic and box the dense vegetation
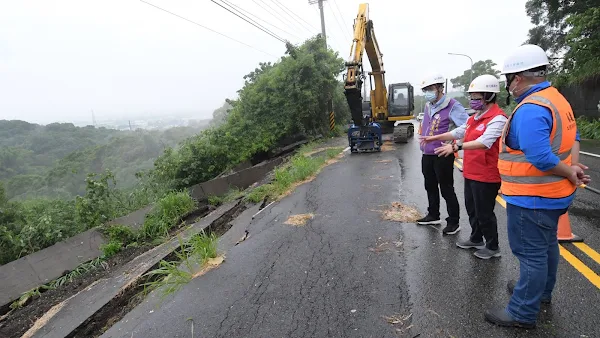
[0,121,209,200]
[577,117,600,140]
[0,36,350,265]
[151,37,349,190]
[525,0,600,85]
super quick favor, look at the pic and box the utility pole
[91,109,97,127]
[309,0,335,132]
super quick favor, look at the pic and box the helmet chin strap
[505,74,516,106]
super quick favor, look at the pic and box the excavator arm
[344,3,387,127]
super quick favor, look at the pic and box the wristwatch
[457,144,463,151]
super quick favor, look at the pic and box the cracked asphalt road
[103,126,600,338]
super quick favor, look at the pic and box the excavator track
[393,123,414,143]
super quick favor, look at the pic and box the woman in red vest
[419,74,507,260]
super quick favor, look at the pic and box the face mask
[469,99,485,111]
[508,78,533,102]
[508,80,518,97]
[424,91,437,102]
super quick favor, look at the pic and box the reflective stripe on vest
[498,87,577,198]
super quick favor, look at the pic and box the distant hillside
[0,120,208,200]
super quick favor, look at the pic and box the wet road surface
[103,125,600,338]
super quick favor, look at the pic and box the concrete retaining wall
[106,205,153,230]
[0,156,288,309]
[189,157,284,200]
[0,229,106,307]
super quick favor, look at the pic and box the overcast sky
[0,0,533,125]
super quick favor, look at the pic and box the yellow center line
[559,246,600,289]
[452,161,600,289]
[495,195,506,208]
[574,243,600,265]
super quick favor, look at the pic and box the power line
[327,0,350,42]
[310,2,343,53]
[332,0,352,39]
[139,0,276,57]
[258,0,309,35]
[273,0,319,32]
[223,0,301,41]
[269,0,314,34]
[252,0,295,33]
[211,0,287,43]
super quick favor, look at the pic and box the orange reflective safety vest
[498,87,577,198]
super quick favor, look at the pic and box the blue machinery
[348,122,382,153]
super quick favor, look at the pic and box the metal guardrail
[580,183,600,195]
[581,151,600,159]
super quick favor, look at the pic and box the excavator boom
[344,3,415,152]
[344,3,386,127]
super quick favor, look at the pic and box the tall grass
[141,231,218,302]
[247,147,343,203]
[141,191,196,239]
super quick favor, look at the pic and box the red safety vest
[462,103,507,183]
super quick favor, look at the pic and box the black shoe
[484,306,536,329]
[442,223,461,235]
[507,280,551,304]
[416,214,442,225]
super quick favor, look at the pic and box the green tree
[152,36,345,189]
[561,7,600,83]
[525,0,600,84]
[209,101,233,127]
[450,60,500,92]
[450,60,509,108]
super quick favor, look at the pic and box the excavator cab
[388,83,414,118]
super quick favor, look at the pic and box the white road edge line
[252,201,276,219]
[343,146,350,153]
[580,151,600,159]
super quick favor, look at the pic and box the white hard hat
[501,44,550,75]
[467,74,500,93]
[420,73,445,89]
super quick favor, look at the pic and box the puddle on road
[284,213,315,226]
[381,202,423,223]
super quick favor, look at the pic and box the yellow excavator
[344,3,415,152]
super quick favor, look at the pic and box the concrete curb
[23,201,243,338]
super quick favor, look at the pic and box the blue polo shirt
[502,81,580,210]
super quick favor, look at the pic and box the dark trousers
[421,154,460,224]
[464,178,501,250]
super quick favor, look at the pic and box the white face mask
[424,90,437,102]
[508,80,519,97]
[509,78,533,98]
